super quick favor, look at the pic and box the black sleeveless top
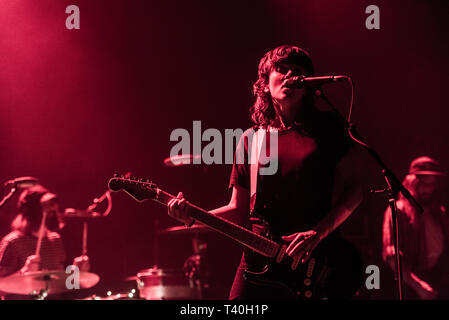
[229,111,354,237]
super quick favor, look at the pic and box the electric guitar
[108,175,363,299]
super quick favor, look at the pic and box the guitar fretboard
[154,188,280,258]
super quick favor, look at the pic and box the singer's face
[267,63,306,106]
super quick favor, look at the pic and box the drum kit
[0,156,214,300]
[0,225,211,300]
[0,223,213,301]
[132,224,210,300]
[81,223,211,301]
[0,270,100,299]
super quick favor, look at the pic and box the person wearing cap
[382,156,449,299]
[168,45,364,299]
[0,185,90,285]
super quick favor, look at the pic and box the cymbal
[163,154,201,167]
[158,224,210,235]
[0,270,100,295]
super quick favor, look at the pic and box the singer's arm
[209,184,250,227]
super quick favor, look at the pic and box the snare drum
[136,267,200,300]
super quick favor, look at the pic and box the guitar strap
[249,127,266,214]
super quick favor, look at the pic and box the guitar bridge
[306,258,315,278]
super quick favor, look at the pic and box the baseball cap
[408,156,446,176]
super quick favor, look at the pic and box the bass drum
[136,267,200,300]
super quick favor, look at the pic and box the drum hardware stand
[315,87,423,300]
[31,273,55,300]
[64,189,113,266]
[33,283,49,300]
[183,233,208,299]
[153,219,160,267]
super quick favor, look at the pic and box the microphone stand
[315,88,423,301]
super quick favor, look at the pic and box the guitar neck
[153,188,279,258]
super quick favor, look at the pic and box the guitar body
[243,234,364,300]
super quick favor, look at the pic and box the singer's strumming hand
[167,192,195,227]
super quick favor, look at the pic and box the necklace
[268,121,302,132]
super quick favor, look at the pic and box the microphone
[284,75,348,88]
[4,176,39,188]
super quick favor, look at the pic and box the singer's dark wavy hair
[250,45,315,126]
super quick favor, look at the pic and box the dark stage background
[0,0,448,299]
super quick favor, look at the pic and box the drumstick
[35,210,48,257]
[82,222,88,256]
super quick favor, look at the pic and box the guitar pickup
[291,255,300,271]
[275,245,287,263]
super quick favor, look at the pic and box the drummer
[0,185,89,298]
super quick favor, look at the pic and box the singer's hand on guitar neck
[167,192,195,227]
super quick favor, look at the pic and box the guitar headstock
[108,175,158,202]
